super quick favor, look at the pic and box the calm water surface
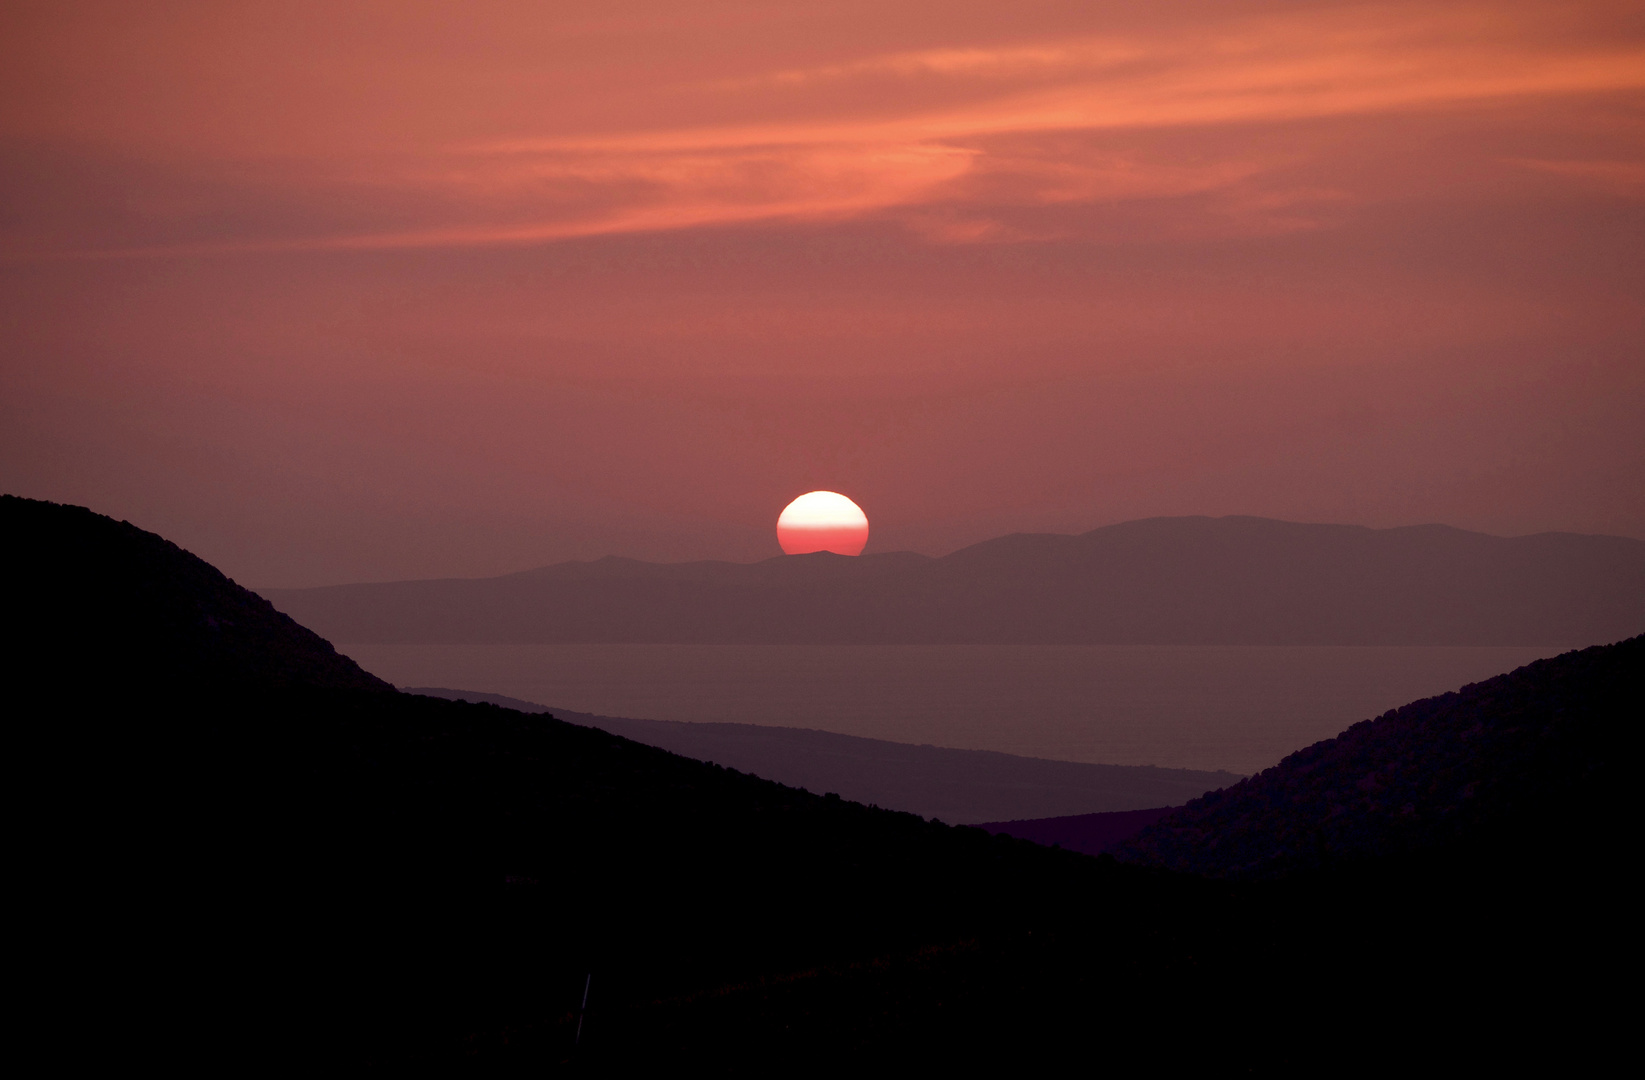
[342,644,1559,776]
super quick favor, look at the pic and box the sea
[339,643,1562,777]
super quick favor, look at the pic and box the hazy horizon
[247,512,1644,590]
[341,641,1564,775]
[4,1,1641,589]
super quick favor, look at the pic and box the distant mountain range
[406,687,1238,823]
[263,516,1645,646]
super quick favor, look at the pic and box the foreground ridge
[5,494,390,693]
[1121,636,1641,877]
[408,686,1241,823]
[7,493,1630,1070]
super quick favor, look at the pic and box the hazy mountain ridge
[405,687,1240,823]
[1119,634,1640,877]
[262,515,1645,645]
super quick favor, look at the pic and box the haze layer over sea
[341,644,1560,775]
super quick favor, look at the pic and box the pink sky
[2,0,1641,585]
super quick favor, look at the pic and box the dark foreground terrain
[1120,636,1640,878]
[8,494,1632,1071]
[976,806,1180,854]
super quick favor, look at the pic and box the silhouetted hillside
[13,494,1627,1070]
[263,516,1645,645]
[409,687,1240,822]
[2,495,1171,1064]
[1120,635,1641,878]
[4,494,388,693]
[976,807,1179,856]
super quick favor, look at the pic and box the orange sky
[2,1,1641,585]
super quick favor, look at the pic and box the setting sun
[777,491,869,555]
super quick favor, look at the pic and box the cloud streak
[5,1,1643,256]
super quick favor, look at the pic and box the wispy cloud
[414,7,1645,248]
[11,1,1645,257]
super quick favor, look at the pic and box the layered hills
[407,687,1241,823]
[9,494,1629,1069]
[5,494,1170,1065]
[262,515,1645,645]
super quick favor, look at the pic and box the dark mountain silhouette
[4,494,388,694]
[262,516,1645,646]
[975,807,1179,856]
[407,687,1240,823]
[10,493,1625,1070]
[1119,635,1641,878]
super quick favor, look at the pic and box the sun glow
[777,491,870,556]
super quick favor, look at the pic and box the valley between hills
[8,493,1636,1071]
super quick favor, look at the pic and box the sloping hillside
[408,687,1241,823]
[1120,635,1641,877]
[11,493,1628,1070]
[2,495,1139,1064]
[263,516,1645,645]
[4,494,388,693]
